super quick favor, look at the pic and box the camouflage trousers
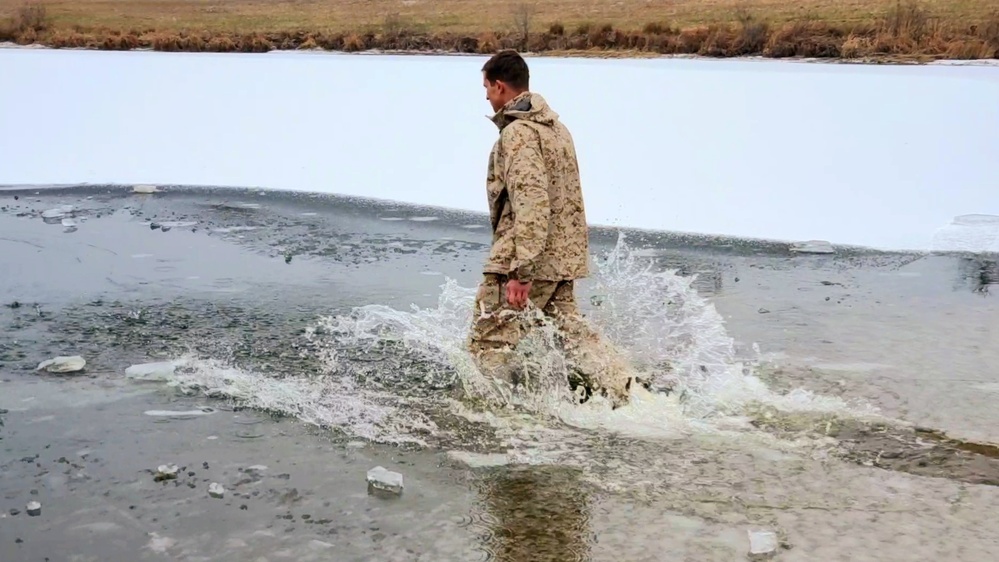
[466,273,635,406]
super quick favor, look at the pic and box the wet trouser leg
[538,280,635,406]
[467,273,559,386]
[467,274,634,406]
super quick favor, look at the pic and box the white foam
[310,233,876,446]
[114,234,878,454]
[163,354,436,446]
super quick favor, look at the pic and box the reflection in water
[957,257,999,295]
[474,466,593,562]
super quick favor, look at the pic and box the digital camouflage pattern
[467,91,635,407]
[483,91,589,282]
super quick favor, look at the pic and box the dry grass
[0,0,996,60]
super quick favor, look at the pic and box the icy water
[1,186,998,561]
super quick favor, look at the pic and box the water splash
[161,354,437,446]
[160,232,876,450]
[309,233,873,439]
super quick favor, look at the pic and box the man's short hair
[482,50,530,91]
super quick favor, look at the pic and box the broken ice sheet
[789,240,835,254]
[366,466,404,496]
[125,361,183,382]
[155,464,179,481]
[144,408,215,418]
[748,530,779,559]
[36,355,86,373]
[41,205,74,221]
[208,483,225,498]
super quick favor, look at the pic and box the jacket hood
[489,92,559,130]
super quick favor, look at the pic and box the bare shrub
[732,9,769,55]
[16,1,48,32]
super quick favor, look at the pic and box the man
[466,49,635,408]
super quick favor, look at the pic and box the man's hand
[505,279,532,310]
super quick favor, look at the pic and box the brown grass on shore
[1,0,997,61]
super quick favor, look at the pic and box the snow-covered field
[1,48,997,252]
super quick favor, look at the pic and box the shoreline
[2,38,998,66]
[2,0,998,66]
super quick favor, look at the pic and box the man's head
[482,50,530,113]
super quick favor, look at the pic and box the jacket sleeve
[502,123,550,282]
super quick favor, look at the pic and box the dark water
[1,185,998,561]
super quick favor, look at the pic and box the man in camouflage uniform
[467,50,635,408]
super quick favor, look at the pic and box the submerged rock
[208,483,225,499]
[748,530,779,559]
[36,355,86,374]
[366,466,404,496]
[26,501,41,517]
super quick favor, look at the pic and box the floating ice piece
[160,221,197,228]
[41,205,74,219]
[155,464,179,481]
[930,214,999,254]
[26,501,41,517]
[748,530,779,559]
[144,408,215,417]
[789,240,835,254]
[133,184,158,194]
[36,355,86,373]
[126,361,181,382]
[212,226,259,233]
[446,451,509,468]
[208,483,225,498]
[366,466,404,496]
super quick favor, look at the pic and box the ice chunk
[26,501,41,516]
[36,355,86,373]
[208,483,224,498]
[143,409,215,417]
[748,530,779,559]
[125,361,180,382]
[789,240,835,254]
[133,184,158,194]
[930,214,999,254]
[366,466,404,496]
[155,464,179,481]
[41,205,74,220]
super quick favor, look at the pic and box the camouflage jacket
[483,92,590,282]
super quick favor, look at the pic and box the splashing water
[163,232,877,450]
[306,233,875,441]
[161,354,438,446]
